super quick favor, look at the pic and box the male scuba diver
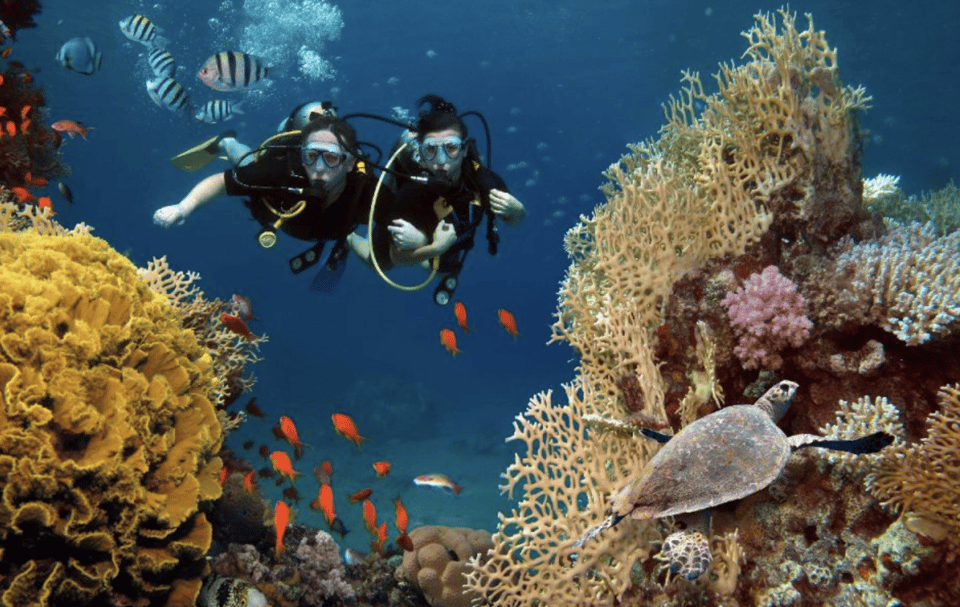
[154,113,392,292]
[348,94,526,305]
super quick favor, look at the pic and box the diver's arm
[153,173,227,227]
[391,221,456,265]
[489,188,526,226]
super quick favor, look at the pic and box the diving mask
[301,143,348,169]
[420,136,465,163]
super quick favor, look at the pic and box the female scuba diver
[347,94,526,305]
[154,114,392,291]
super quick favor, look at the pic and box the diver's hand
[432,221,457,251]
[489,189,525,223]
[153,203,190,228]
[388,219,428,250]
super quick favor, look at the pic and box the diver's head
[415,95,468,181]
[299,115,357,201]
[286,100,338,131]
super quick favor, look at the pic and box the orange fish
[376,521,388,547]
[362,499,378,536]
[243,470,256,493]
[20,106,31,120]
[348,488,373,503]
[274,501,290,557]
[498,308,520,339]
[372,461,391,478]
[219,466,229,487]
[394,496,409,534]
[278,415,306,459]
[453,302,471,332]
[322,460,333,476]
[31,175,48,187]
[4,121,15,137]
[246,398,265,418]
[439,328,460,357]
[10,186,35,204]
[51,119,89,139]
[269,451,300,482]
[331,413,365,449]
[37,196,54,215]
[310,482,336,526]
[220,313,257,341]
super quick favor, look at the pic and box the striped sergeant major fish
[195,99,244,124]
[147,47,176,78]
[119,15,167,49]
[197,51,272,93]
[146,77,189,113]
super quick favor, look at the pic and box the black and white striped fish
[195,100,244,124]
[146,47,176,77]
[146,77,189,113]
[197,51,272,92]
[119,15,167,48]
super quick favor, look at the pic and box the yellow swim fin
[169,130,236,172]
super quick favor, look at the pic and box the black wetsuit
[223,148,391,243]
[373,161,505,272]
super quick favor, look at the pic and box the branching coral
[0,232,222,607]
[866,384,960,546]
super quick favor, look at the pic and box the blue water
[15,0,959,553]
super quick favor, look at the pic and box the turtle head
[755,380,799,422]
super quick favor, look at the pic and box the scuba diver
[347,94,526,305]
[153,113,391,292]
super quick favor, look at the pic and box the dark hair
[300,114,359,156]
[287,100,337,130]
[415,94,467,141]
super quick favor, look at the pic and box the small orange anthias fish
[394,496,409,534]
[37,197,54,215]
[348,488,373,503]
[218,465,229,487]
[414,473,462,496]
[219,313,257,342]
[269,451,300,483]
[498,308,520,339]
[371,521,388,556]
[279,415,306,460]
[439,328,460,357]
[331,413,365,449]
[243,470,257,493]
[362,499,378,536]
[231,293,258,322]
[372,461,391,478]
[310,482,336,526]
[274,500,290,557]
[453,302,471,332]
[51,119,89,139]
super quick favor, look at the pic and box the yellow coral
[0,232,222,607]
[866,384,960,545]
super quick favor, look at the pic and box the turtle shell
[612,405,790,519]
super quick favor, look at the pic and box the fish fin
[453,484,462,496]
[640,428,674,444]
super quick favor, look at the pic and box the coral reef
[0,231,223,606]
[397,526,492,607]
[467,7,960,607]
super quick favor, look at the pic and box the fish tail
[453,484,462,496]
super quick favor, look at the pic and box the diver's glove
[489,189,525,222]
[387,219,428,250]
[153,203,190,228]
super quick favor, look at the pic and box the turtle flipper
[641,428,674,443]
[657,530,712,580]
[789,431,894,453]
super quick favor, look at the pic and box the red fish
[310,482,336,526]
[331,413,365,449]
[51,119,89,139]
[282,487,301,504]
[454,302,471,332]
[279,415,306,459]
[219,465,229,487]
[242,440,254,450]
[439,328,460,357]
[498,308,520,339]
[348,488,373,503]
[394,496,409,534]
[372,461,391,478]
[396,532,414,552]
[243,471,257,493]
[10,186,35,204]
[362,500,377,536]
[274,501,290,557]
[269,451,300,482]
[314,461,332,484]
[36,197,54,215]
[258,444,270,460]
[220,313,257,341]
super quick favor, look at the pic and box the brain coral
[0,233,223,606]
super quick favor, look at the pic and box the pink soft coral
[721,265,813,370]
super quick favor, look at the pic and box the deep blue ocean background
[15,0,959,553]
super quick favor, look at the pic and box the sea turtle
[573,380,893,579]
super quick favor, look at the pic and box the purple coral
[721,265,813,370]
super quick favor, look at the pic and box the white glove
[387,219,428,250]
[489,188,524,221]
[153,203,189,228]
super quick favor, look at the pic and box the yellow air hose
[368,143,437,291]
